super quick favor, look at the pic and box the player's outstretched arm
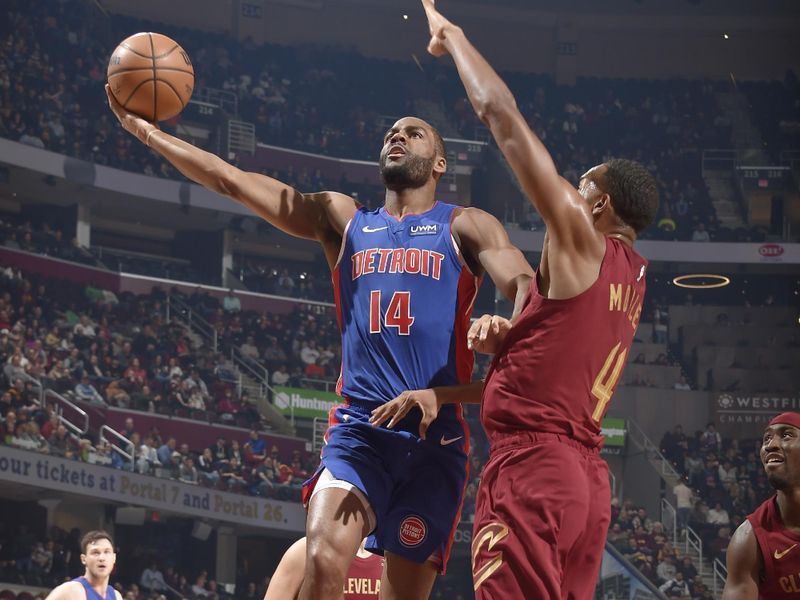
[722,520,760,600]
[421,1,600,254]
[265,537,307,600]
[105,86,355,243]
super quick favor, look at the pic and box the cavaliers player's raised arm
[722,520,760,600]
[420,1,601,256]
[105,86,356,244]
[452,207,533,319]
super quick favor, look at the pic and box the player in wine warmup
[370,2,659,598]
[723,412,800,599]
[106,83,532,598]
[265,538,383,600]
[45,531,122,600]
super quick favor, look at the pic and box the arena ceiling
[461,0,799,17]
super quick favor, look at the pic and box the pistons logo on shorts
[398,515,427,547]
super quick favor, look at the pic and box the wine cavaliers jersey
[481,237,647,448]
[343,553,384,599]
[748,496,800,598]
[333,202,479,411]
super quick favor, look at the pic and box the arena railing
[626,419,682,484]
[601,542,669,600]
[165,295,218,352]
[713,558,728,597]
[44,389,89,438]
[166,294,290,432]
[660,497,677,544]
[100,424,135,472]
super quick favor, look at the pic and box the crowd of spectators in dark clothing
[660,423,771,566]
[3,0,797,249]
[606,500,710,599]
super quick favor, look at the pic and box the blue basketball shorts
[303,399,469,573]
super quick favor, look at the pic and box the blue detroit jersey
[333,202,479,407]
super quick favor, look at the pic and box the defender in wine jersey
[373,4,661,598]
[724,412,800,600]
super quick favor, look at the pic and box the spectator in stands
[271,364,290,386]
[191,573,209,597]
[136,436,158,474]
[178,456,199,485]
[677,556,697,582]
[700,423,722,453]
[140,561,168,592]
[157,437,177,466]
[244,429,266,466]
[210,437,229,468]
[123,357,147,390]
[239,336,260,363]
[48,424,72,457]
[223,289,241,313]
[673,476,694,532]
[656,555,677,584]
[253,456,277,497]
[659,571,690,599]
[219,456,246,491]
[691,223,710,242]
[706,502,730,526]
[74,373,105,404]
[183,368,209,400]
[197,448,220,485]
[673,375,692,391]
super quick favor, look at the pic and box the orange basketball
[107,32,194,122]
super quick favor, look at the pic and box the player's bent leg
[379,552,438,600]
[299,486,373,600]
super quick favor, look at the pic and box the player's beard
[380,152,435,191]
[767,470,791,492]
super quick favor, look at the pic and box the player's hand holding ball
[106,32,194,146]
[467,314,512,354]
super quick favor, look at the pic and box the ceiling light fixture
[672,274,731,289]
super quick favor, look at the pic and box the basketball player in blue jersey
[45,531,122,600]
[107,85,533,599]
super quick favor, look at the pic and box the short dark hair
[81,530,114,554]
[603,159,659,234]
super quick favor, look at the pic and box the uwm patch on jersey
[333,202,479,406]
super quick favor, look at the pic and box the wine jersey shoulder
[747,496,800,598]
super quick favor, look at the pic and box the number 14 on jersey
[370,291,415,335]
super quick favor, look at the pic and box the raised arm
[722,520,761,600]
[105,86,355,250]
[420,1,601,255]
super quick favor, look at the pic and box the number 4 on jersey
[370,291,415,335]
[591,342,628,422]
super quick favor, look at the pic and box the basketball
[107,32,194,122]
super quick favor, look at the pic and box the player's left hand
[105,84,159,146]
[369,389,441,440]
[421,0,460,58]
[467,314,512,354]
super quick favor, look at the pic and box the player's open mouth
[388,145,406,159]
[766,454,784,464]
